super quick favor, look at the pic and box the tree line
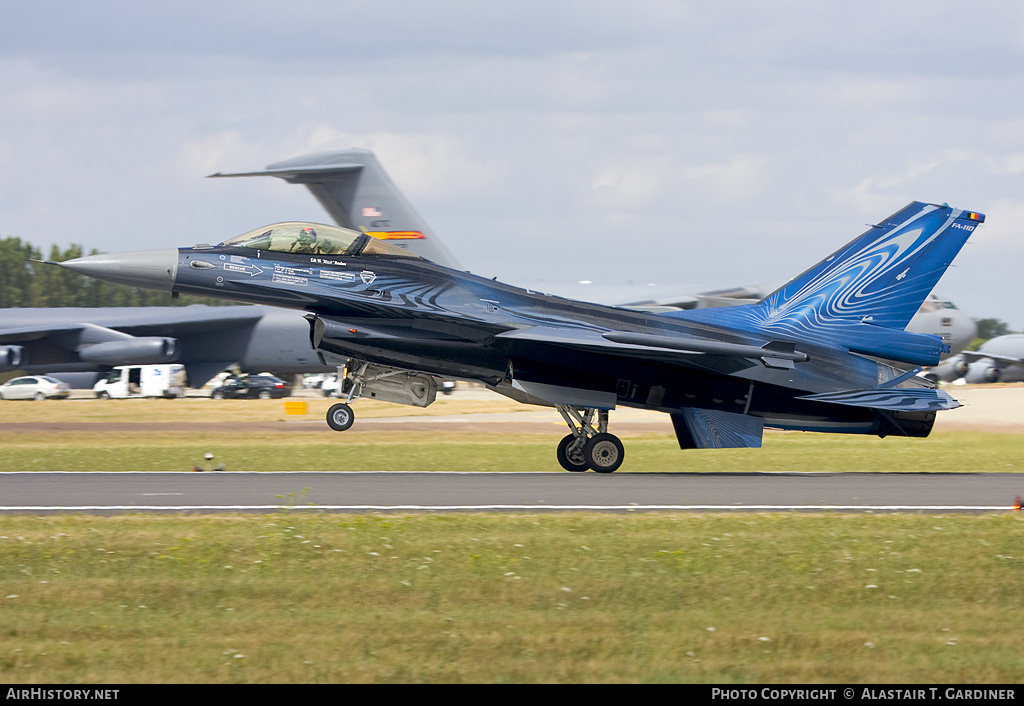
[0,236,228,308]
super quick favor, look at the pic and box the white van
[93,365,187,399]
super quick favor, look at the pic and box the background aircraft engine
[927,356,970,382]
[964,359,1001,384]
[0,345,27,371]
[78,337,180,365]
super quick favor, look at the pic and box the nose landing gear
[326,402,355,431]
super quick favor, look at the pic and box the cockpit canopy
[218,222,422,259]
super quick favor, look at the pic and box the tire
[211,390,225,399]
[34,392,45,401]
[326,403,355,432]
[97,391,111,400]
[258,390,272,400]
[556,434,589,472]
[583,433,624,473]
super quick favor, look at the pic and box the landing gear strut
[324,360,439,432]
[555,405,624,473]
[325,361,364,432]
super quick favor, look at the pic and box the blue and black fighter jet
[59,202,983,472]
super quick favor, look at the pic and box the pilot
[291,227,319,254]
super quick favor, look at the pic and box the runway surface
[3,471,1021,513]
[2,386,1022,514]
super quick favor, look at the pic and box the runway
[2,386,1022,513]
[2,471,1021,513]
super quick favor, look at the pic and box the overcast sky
[2,1,1022,327]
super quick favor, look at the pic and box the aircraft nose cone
[59,249,179,292]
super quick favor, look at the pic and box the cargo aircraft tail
[210,148,462,270]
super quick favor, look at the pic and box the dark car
[210,374,291,399]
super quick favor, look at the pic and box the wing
[494,325,806,375]
[0,307,268,386]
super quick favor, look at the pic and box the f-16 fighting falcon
[56,202,983,472]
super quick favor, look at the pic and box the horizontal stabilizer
[798,387,961,412]
[208,164,364,180]
[671,408,764,449]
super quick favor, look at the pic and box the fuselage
[54,205,985,467]
[168,237,916,436]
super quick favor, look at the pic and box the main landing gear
[555,404,624,473]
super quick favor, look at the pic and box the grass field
[1,396,1022,683]
[1,513,1022,683]
[4,429,1024,473]
[2,397,1023,473]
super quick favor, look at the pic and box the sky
[1,1,1023,328]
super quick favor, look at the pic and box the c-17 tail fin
[209,149,462,270]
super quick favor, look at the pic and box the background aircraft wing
[0,307,277,386]
[0,323,95,344]
[960,351,1024,366]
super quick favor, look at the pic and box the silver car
[0,375,71,400]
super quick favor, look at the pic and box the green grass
[1,513,1021,683]
[2,428,1022,472]
[2,397,1022,683]
[3,395,1023,472]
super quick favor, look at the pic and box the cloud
[973,199,1024,251]
[2,1,1024,325]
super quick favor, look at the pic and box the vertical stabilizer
[758,202,983,331]
[209,149,462,269]
[670,202,984,365]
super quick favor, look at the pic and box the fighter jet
[57,202,981,472]
[927,333,1024,384]
[213,148,977,357]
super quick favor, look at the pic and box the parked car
[0,375,71,400]
[210,374,291,399]
[93,365,187,399]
